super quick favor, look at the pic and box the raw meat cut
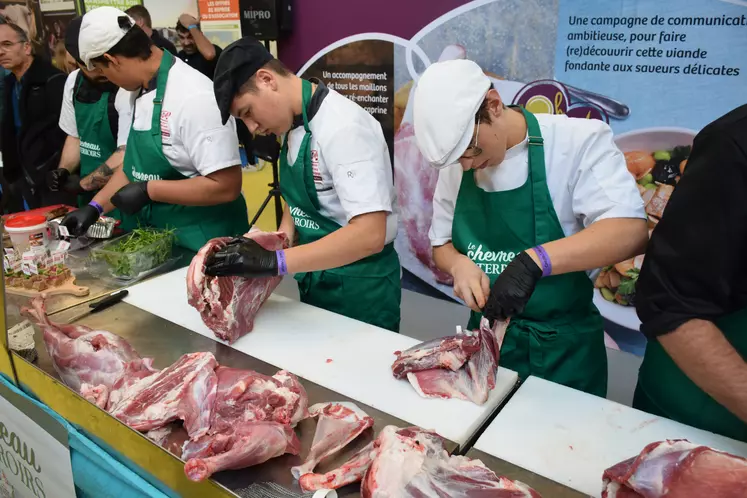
[207,367,308,433]
[392,333,480,379]
[21,296,147,392]
[394,122,453,285]
[291,402,374,480]
[361,426,542,498]
[397,320,508,405]
[299,441,376,491]
[108,352,218,439]
[146,424,189,458]
[602,439,747,498]
[187,229,289,344]
[304,425,541,496]
[184,421,301,482]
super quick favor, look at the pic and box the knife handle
[89,290,129,313]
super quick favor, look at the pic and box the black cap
[64,16,84,66]
[214,36,274,124]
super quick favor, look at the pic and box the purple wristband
[532,245,552,277]
[276,250,288,276]
[88,201,104,216]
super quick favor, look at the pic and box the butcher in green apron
[412,59,648,395]
[60,9,249,254]
[46,15,124,218]
[633,104,747,442]
[206,37,402,332]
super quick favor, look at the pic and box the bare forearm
[191,28,216,60]
[147,167,242,206]
[433,243,464,275]
[285,212,386,274]
[58,136,81,172]
[80,147,125,192]
[659,319,747,423]
[527,218,648,275]
[278,205,295,247]
[93,167,129,213]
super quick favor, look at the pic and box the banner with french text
[295,0,747,355]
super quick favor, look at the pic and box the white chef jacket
[285,88,398,243]
[58,69,133,147]
[430,113,646,258]
[125,57,240,178]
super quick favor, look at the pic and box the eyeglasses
[0,41,24,52]
[461,119,482,159]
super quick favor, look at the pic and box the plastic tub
[90,230,174,280]
[4,214,49,253]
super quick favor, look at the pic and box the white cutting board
[124,267,519,445]
[474,376,747,497]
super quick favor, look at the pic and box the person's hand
[111,182,151,215]
[179,13,198,28]
[47,168,69,191]
[60,204,99,237]
[451,254,490,313]
[483,251,542,323]
[205,238,279,278]
[61,174,84,194]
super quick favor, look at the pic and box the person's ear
[486,88,504,119]
[255,68,277,91]
[103,53,118,68]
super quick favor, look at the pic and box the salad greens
[94,227,175,278]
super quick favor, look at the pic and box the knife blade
[66,289,129,324]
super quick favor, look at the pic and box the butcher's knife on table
[66,289,129,323]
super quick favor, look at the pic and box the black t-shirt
[635,104,747,338]
[151,31,177,55]
[178,44,222,80]
[74,72,119,143]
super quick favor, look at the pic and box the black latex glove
[61,174,84,194]
[204,238,279,278]
[46,168,70,192]
[111,182,151,215]
[60,204,100,237]
[483,251,543,323]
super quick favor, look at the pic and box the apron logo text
[131,169,162,182]
[290,206,320,230]
[467,243,516,275]
[79,141,101,159]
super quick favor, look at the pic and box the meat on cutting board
[184,421,301,482]
[291,402,374,481]
[108,352,218,439]
[396,319,508,405]
[187,229,289,344]
[392,333,480,378]
[21,296,148,392]
[602,439,747,498]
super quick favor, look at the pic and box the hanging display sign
[198,0,238,21]
[238,0,277,40]
[0,391,75,498]
[83,0,141,10]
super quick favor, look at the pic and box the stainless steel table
[465,448,587,497]
[30,301,457,497]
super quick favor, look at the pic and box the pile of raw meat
[602,439,747,498]
[292,402,541,497]
[391,319,509,405]
[187,229,289,344]
[22,297,307,481]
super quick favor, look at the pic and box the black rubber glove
[111,182,151,215]
[483,251,543,323]
[61,174,84,194]
[204,238,279,278]
[47,168,70,191]
[60,204,100,237]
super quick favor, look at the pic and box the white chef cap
[413,59,491,169]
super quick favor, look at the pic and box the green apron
[73,75,120,220]
[279,80,402,332]
[453,107,607,397]
[123,50,249,254]
[634,308,747,442]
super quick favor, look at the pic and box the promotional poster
[294,0,747,355]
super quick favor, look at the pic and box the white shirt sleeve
[58,70,78,137]
[321,123,394,221]
[175,91,240,176]
[114,88,134,147]
[429,164,462,246]
[568,119,647,227]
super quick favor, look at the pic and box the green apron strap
[150,50,173,138]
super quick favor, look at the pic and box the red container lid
[5,214,48,229]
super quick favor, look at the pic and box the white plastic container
[4,214,50,254]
